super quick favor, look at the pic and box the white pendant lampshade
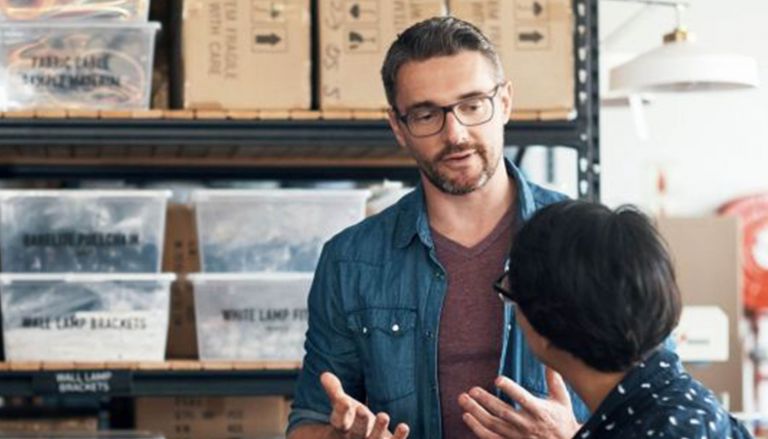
[610,29,760,93]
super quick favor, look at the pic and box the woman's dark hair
[380,16,504,109]
[507,200,681,372]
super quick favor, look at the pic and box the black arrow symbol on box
[349,31,364,44]
[350,4,360,18]
[533,1,543,16]
[255,33,282,45]
[254,5,282,19]
[519,31,544,43]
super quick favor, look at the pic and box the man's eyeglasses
[396,83,505,138]
[494,270,514,304]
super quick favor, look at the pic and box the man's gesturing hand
[321,372,410,439]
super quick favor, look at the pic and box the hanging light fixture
[607,0,760,93]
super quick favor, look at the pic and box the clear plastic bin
[0,190,170,273]
[0,22,160,110]
[0,0,150,21]
[0,273,174,362]
[192,189,369,272]
[189,273,313,361]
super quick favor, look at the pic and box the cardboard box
[163,204,201,359]
[318,0,448,109]
[183,0,311,110]
[152,30,171,110]
[657,216,748,411]
[166,279,198,359]
[135,397,289,439]
[163,204,201,274]
[449,0,575,112]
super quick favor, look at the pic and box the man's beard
[414,142,500,195]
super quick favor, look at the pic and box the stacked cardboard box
[318,0,448,109]
[135,396,291,439]
[183,0,312,110]
[449,0,575,113]
[658,217,749,412]
[163,204,201,359]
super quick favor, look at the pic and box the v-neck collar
[431,205,515,258]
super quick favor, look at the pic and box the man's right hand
[320,371,410,439]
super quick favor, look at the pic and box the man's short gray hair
[380,16,505,109]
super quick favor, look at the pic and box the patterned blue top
[573,348,752,439]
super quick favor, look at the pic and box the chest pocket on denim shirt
[346,308,417,404]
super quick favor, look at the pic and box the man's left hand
[458,367,581,439]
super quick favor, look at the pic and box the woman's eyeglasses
[494,270,514,304]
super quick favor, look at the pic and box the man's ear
[500,81,513,120]
[387,109,408,149]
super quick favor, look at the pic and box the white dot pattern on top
[571,349,752,439]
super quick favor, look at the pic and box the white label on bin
[22,231,140,248]
[6,309,167,361]
[199,304,309,361]
[221,307,308,324]
[75,311,150,331]
[19,311,149,331]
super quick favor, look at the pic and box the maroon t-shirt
[432,208,514,439]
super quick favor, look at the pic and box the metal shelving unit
[0,0,599,398]
[0,0,599,198]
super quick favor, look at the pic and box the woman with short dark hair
[460,200,752,438]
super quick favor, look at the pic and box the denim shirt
[288,158,591,438]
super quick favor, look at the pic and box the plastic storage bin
[0,22,160,110]
[0,190,170,273]
[0,0,150,21]
[0,273,174,361]
[189,273,313,361]
[192,189,369,272]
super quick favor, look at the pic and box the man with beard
[287,17,589,439]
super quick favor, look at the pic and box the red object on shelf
[719,194,768,311]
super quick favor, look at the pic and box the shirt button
[425,330,433,339]
[362,326,368,334]
[435,272,443,279]
[392,324,400,333]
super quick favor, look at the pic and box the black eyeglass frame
[493,269,514,304]
[395,82,506,138]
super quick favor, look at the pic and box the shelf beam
[0,118,588,150]
[0,362,301,397]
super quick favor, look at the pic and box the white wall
[599,0,768,215]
